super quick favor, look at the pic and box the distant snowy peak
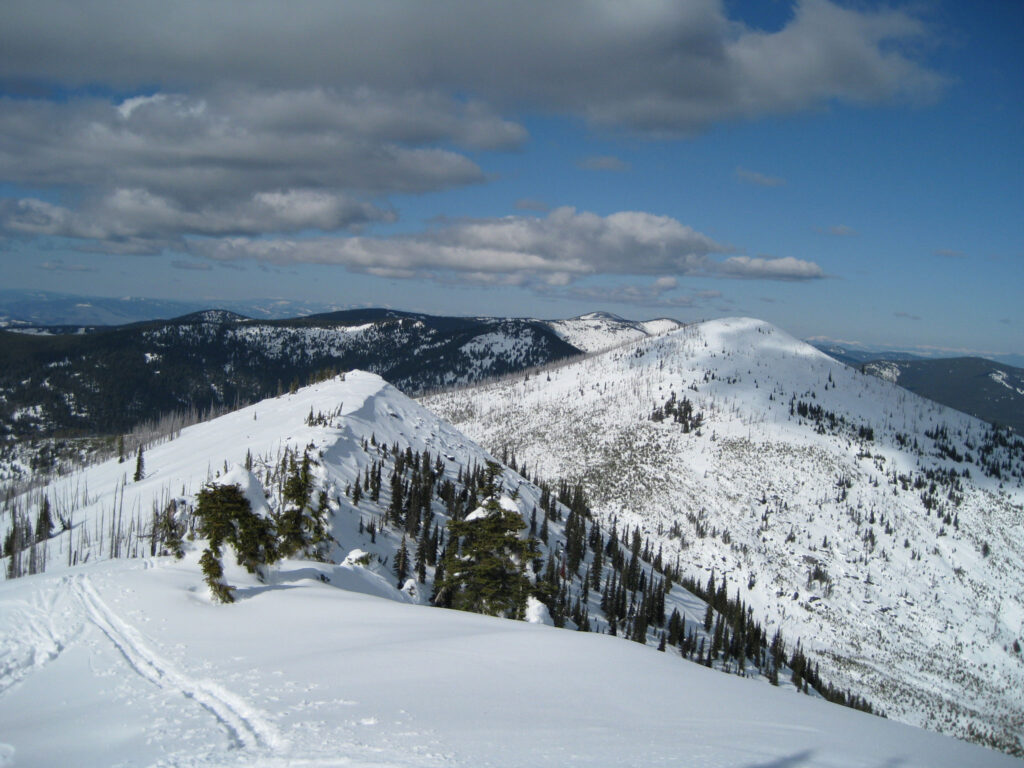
[423,314,1024,753]
[545,312,683,353]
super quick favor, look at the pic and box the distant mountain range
[0,307,679,442]
[860,357,1024,436]
[807,339,1024,370]
[0,289,350,327]
[810,341,1024,436]
[3,300,1019,448]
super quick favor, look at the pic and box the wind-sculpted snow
[425,317,1024,754]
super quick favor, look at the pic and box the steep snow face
[545,313,682,353]
[425,317,1024,753]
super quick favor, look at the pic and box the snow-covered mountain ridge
[544,311,682,353]
[0,309,580,447]
[3,369,1018,765]
[424,317,1024,753]
[0,308,685,449]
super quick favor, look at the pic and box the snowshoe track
[75,574,286,752]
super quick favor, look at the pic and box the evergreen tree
[415,527,429,583]
[434,496,536,619]
[195,481,278,603]
[158,501,185,558]
[394,535,410,587]
[35,495,53,542]
[133,446,145,482]
[278,450,319,558]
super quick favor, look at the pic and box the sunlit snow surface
[426,318,1024,751]
[0,368,1018,766]
[546,312,681,353]
[1,557,1016,767]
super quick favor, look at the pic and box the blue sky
[0,0,1020,356]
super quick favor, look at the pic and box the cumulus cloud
[186,207,824,288]
[0,1,943,275]
[0,88,521,249]
[718,255,825,280]
[577,155,631,172]
[736,167,786,187]
[0,1,945,136]
[0,191,393,253]
[0,90,502,197]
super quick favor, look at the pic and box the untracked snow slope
[425,318,1024,754]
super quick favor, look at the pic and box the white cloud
[718,255,825,280]
[0,1,946,136]
[0,1,947,270]
[0,189,394,253]
[0,89,504,199]
[187,207,824,287]
[0,88,518,249]
[654,276,678,290]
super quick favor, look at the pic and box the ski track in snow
[74,572,288,754]
[0,574,80,696]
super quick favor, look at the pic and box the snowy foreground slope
[1,371,1018,766]
[2,556,1017,768]
[425,318,1024,753]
